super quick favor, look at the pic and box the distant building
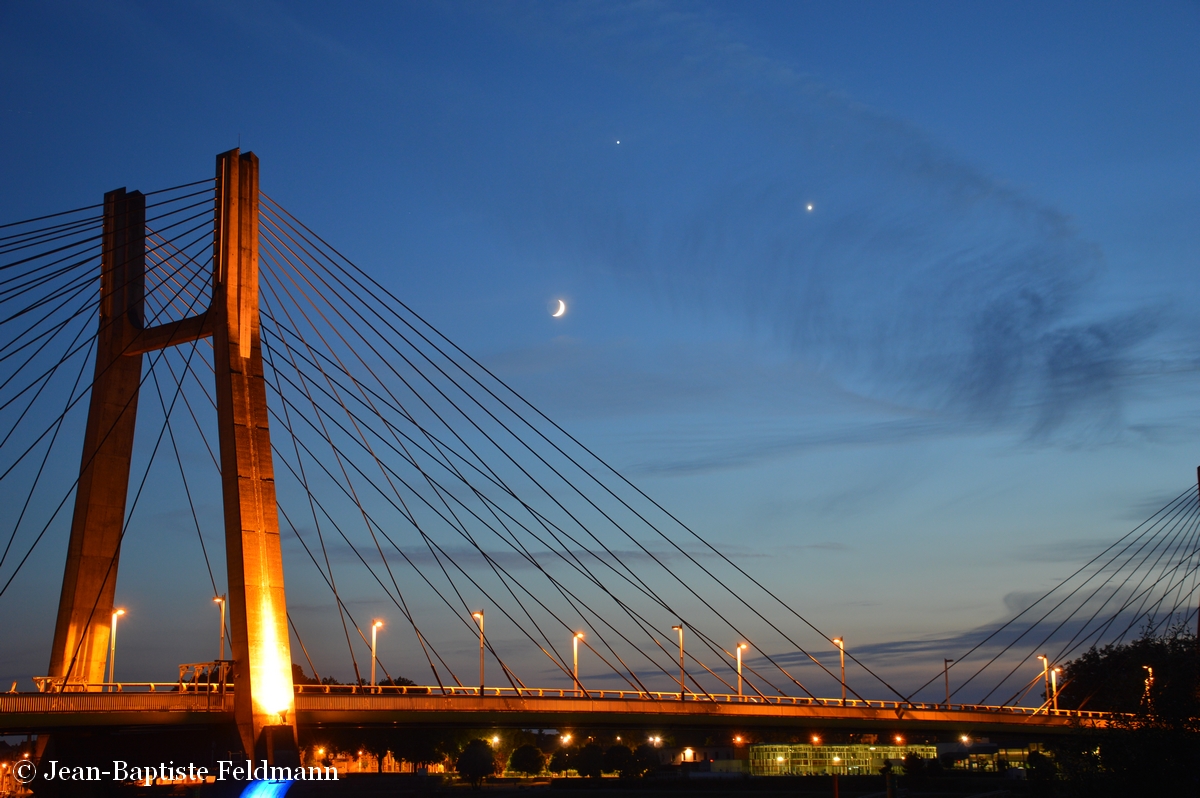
[660,746,748,773]
[749,743,937,776]
[936,740,1047,773]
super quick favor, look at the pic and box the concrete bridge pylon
[44,149,298,765]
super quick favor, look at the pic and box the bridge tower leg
[47,189,146,690]
[213,149,298,764]
[45,151,297,765]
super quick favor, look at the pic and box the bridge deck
[0,688,1109,736]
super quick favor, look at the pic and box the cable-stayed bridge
[0,151,1196,763]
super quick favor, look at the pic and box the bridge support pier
[213,149,298,764]
[47,189,146,690]
[44,151,297,765]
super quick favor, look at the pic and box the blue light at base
[239,781,293,798]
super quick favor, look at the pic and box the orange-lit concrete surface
[40,151,299,763]
[212,149,297,760]
[0,690,1110,736]
[47,189,147,691]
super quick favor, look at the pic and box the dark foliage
[603,744,637,776]
[508,743,546,776]
[1057,624,1198,720]
[389,727,452,767]
[1049,625,1200,797]
[1025,750,1056,783]
[633,743,661,776]
[356,727,393,773]
[291,664,318,685]
[901,753,926,784]
[378,675,417,687]
[576,743,605,778]
[548,748,572,774]
[456,739,497,788]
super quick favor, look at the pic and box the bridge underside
[0,694,1103,737]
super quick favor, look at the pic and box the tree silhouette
[508,744,545,776]
[603,744,637,777]
[456,739,497,788]
[576,743,605,778]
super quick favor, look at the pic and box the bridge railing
[1,683,1116,721]
[0,691,234,713]
[31,679,230,694]
[290,684,1113,720]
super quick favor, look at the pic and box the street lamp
[1037,654,1049,710]
[213,595,226,661]
[671,625,685,700]
[1051,667,1061,712]
[107,608,126,689]
[472,611,485,693]
[1142,665,1154,708]
[573,632,585,694]
[736,643,748,699]
[370,620,384,688]
[943,658,953,707]
[832,637,845,706]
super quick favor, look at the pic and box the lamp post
[1037,654,1049,710]
[1142,665,1154,708]
[671,625,685,700]
[832,637,845,706]
[370,620,384,688]
[1051,667,1060,712]
[944,659,953,707]
[108,608,125,690]
[573,632,584,695]
[473,611,485,693]
[736,643,748,699]
[213,595,226,661]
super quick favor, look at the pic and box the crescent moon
[552,299,566,318]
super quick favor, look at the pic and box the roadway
[0,686,1110,736]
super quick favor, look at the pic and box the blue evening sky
[2,1,1198,692]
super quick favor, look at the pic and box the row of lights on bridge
[362,613,847,700]
[98,600,1124,717]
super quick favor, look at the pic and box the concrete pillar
[47,189,145,690]
[213,149,298,764]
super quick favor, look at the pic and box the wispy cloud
[503,1,1170,440]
